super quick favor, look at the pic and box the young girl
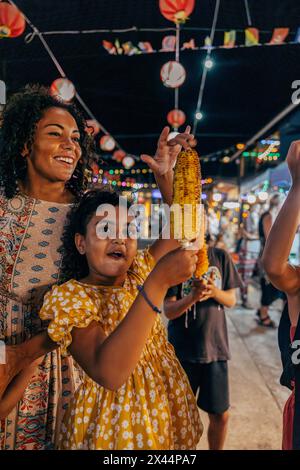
[262,140,300,449]
[1,188,203,450]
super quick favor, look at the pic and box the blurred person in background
[256,194,283,327]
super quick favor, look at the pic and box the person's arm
[141,126,200,263]
[0,358,43,419]
[164,278,213,320]
[242,228,258,240]
[164,294,196,320]
[0,333,57,403]
[199,278,237,308]
[140,126,195,206]
[262,141,300,295]
[262,213,272,239]
[3,247,198,393]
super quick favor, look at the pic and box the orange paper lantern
[0,2,25,38]
[167,109,186,128]
[113,150,126,162]
[159,0,195,24]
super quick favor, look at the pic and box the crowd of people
[0,84,299,451]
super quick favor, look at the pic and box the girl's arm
[3,248,197,392]
[141,126,198,263]
[69,248,196,390]
[0,358,43,419]
[262,141,300,295]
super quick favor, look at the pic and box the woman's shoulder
[0,188,30,214]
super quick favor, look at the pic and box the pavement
[196,283,290,450]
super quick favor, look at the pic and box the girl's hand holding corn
[152,246,199,289]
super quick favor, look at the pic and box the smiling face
[75,207,138,286]
[23,107,82,184]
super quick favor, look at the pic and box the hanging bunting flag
[182,38,196,50]
[269,28,289,44]
[161,35,176,51]
[204,36,212,48]
[138,41,154,53]
[102,40,116,55]
[115,39,123,55]
[122,41,140,55]
[245,28,259,46]
[294,27,300,43]
[223,30,236,48]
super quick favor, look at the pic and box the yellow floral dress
[39,249,203,450]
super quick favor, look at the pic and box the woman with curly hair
[0,86,195,449]
[0,84,93,450]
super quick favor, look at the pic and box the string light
[195,111,203,120]
[204,57,214,69]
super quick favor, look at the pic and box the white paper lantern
[50,78,76,102]
[100,135,116,152]
[160,61,186,88]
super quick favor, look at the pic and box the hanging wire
[9,0,128,155]
[244,0,253,27]
[24,26,284,41]
[174,23,180,113]
[192,0,221,135]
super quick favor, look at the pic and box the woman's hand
[0,345,24,401]
[153,246,198,288]
[287,140,300,186]
[140,126,196,176]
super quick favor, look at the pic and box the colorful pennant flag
[245,28,259,46]
[161,35,176,51]
[115,39,123,55]
[204,36,212,48]
[294,27,300,43]
[138,41,154,53]
[102,40,116,55]
[122,41,140,55]
[224,30,236,48]
[269,28,289,44]
[182,38,196,50]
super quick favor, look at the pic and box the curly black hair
[59,187,133,283]
[0,84,94,199]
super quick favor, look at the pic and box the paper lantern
[85,119,100,136]
[160,61,186,88]
[167,109,186,128]
[122,156,135,169]
[113,149,126,162]
[159,0,195,24]
[0,2,25,38]
[50,78,76,102]
[100,135,115,152]
[161,35,176,51]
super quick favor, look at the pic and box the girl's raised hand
[287,140,300,185]
[140,126,196,176]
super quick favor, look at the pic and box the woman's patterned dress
[0,192,81,450]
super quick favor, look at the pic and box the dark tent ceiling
[2,0,300,178]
